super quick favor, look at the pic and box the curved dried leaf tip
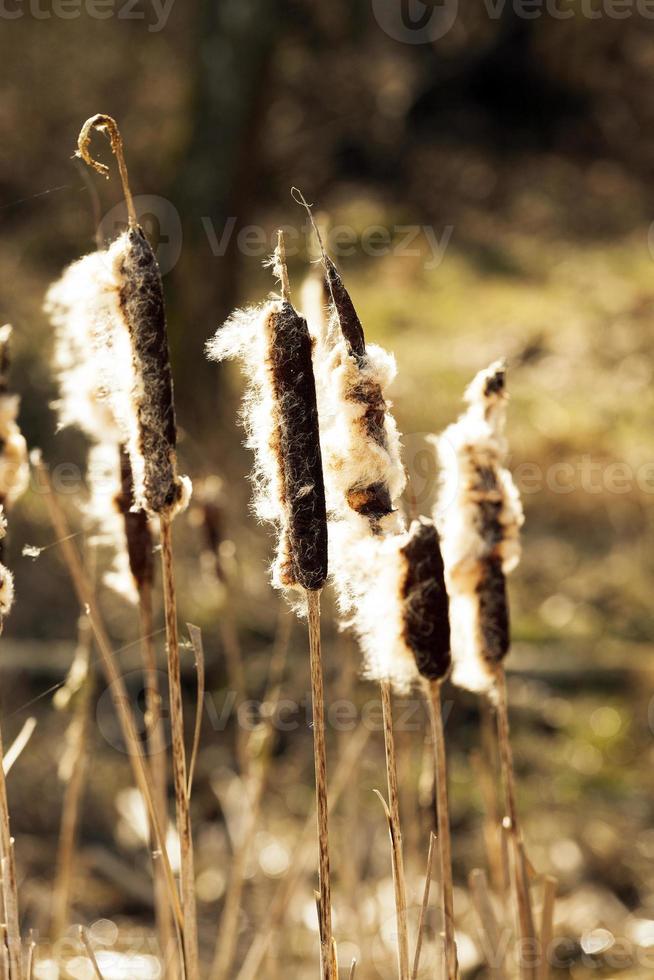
[332,517,450,693]
[0,326,28,511]
[433,360,523,695]
[207,232,328,598]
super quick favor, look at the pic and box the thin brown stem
[380,681,410,980]
[33,455,183,933]
[494,669,535,980]
[138,581,177,979]
[425,680,458,980]
[306,588,333,980]
[159,515,199,980]
[276,230,291,303]
[0,724,20,980]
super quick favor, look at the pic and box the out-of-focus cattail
[207,233,334,980]
[434,360,524,696]
[434,361,534,980]
[0,326,28,515]
[207,235,328,597]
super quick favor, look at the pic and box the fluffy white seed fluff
[85,443,138,604]
[318,329,406,531]
[312,295,410,684]
[207,301,292,593]
[46,243,147,601]
[434,360,523,694]
[330,520,419,693]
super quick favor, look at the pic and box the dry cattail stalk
[207,232,333,978]
[0,513,20,980]
[71,113,195,978]
[434,361,534,978]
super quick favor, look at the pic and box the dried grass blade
[469,869,504,978]
[412,832,437,980]
[2,719,36,776]
[185,624,205,801]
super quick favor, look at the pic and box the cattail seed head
[400,517,451,683]
[434,360,523,695]
[114,226,188,516]
[333,517,450,693]
[207,235,328,598]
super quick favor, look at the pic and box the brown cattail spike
[400,518,451,682]
[118,227,182,515]
[76,113,137,227]
[291,187,366,360]
[269,234,328,591]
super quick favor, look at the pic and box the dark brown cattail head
[324,256,366,361]
[115,445,154,592]
[400,518,451,682]
[267,283,328,592]
[117,227,182,515]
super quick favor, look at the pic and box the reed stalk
[425,680,458,980]
[159,514,199,980]
[307,588,334,980]
[494,669,535,980]
[138,579,176,978]
[0,723,20,980]
[380,680,410,980]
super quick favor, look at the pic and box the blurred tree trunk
[172,0,281,441]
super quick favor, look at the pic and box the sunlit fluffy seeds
[434,360,523,694]
[207,256,328,598]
